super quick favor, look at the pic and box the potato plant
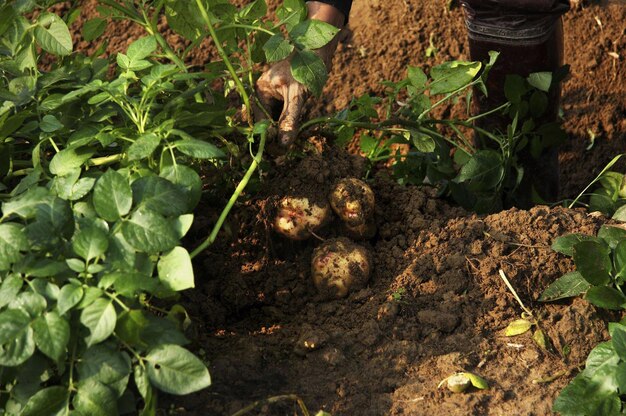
[0,0,340,414]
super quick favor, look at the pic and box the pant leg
[459,0,570,207]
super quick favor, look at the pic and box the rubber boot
[465,16,565,208]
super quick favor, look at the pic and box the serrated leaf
[157,247,194,291]
[145,344,211,395]
[504,319,533,336]
[93,170,132,222]
[290,49,327,96]
[80,298,116,347]
[263,34,294,62]
[122,209,178,254]
[539,272,591,302]
[32,311,69,362]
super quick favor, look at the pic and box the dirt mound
[175,147,608,415]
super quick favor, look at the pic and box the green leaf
[165,1,203,41]
[80,298,116,347]
[612,326,626,361]
[174,138,225,159]
[551,233,597,257]
[276,0,306,31]
[409,130,436,153]
[504,319,533,336]
[429,61,481,95]
[574,241,612,285]
[0,309,35,366]
[57,284,84,315]
[34,14,72,56]
[290,19,339,49]
[132,176,187,217]
[39,114,63,132]
[463,372,489,390]
[529,90,548,118]
[72,379,118,416]
[290,49,327,96]
[93,170,133,222]
[82,17,106,41]
[407,66,427,89]
[116,310,150,349]
[10,291,47,318]
[145,344,211,395]
[612,205,626,222]
[585,286,626,310]
[533,328,551,351]
[527,72,552,92]
[98,272,156,298]
[160,165,202,212]
[32,311,69,362]
[0,223,28,270]
[77,343,131,398]
[0,274,23,308]
[49,147,95,176]
[127,36,157,62]
[72,223,109,262]
[158,247,195,291]
[239,0,267,20]
[127,133,161,161]
[454,150,503,190]
[538,272,591,301]
[598,225,626,249]
[2,187,50,220]
[21,386,69,416]
[122,209,178,254]
[263,34,294,63]
[504,75,527,104]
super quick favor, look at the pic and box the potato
[329,178,375,226]
[311,237,372,299]
[274,196,332,240]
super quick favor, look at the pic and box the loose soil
[61,0,626,414]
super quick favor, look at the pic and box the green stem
[466,102,510,123]
[568,154,624,209]
[217,23,275,36]
[190,130,267,259]
[89,154,123,167]
[194,0,253,126]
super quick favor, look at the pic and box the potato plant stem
[195,0,253,126]
[190,130,267,259]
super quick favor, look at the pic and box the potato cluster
[273,177,377,300]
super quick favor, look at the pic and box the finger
[254,74,281,122]
[278,83,307,146]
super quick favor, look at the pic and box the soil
[59,0,626,414]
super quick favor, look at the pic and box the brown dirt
[59,0,626,414]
